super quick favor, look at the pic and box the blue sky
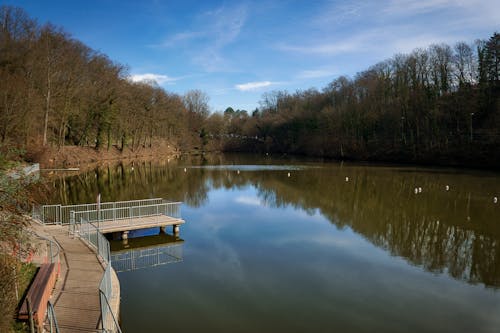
[4,0,499,112]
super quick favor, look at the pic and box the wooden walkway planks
[43,226,103,333]
[94,215,184,234]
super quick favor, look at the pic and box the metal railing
[27,232,61,266]
[34,198,165,225]
[46,301,60,333]
[99,265,121,333]
[73,202,181,225]
[78,218,111,266]
[77,218,121,333]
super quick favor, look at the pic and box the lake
[48,154,500,333]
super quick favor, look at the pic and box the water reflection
[47,154,500,288]
[109,232,183,272]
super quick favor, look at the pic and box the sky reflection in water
[51,156,500,333]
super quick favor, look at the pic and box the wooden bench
[18,263,58,331]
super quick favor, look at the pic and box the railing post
[27,298,35,333]
[70,211,75,236]
[49,241,53,263]
[57,205,62,225]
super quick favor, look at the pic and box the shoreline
[29,144,181,169]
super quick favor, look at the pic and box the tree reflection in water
[46,154,500,288]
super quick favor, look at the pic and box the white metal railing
[46,301,60,333]
[77,218,121,333]
[70,202,182,234]
[34,198,165,224]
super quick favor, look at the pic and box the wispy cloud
[157,4,248,72]
[296,68,338,79]
[235,81,274,91]
[382,0,456,16]
[129,73,179,85]
[278,31,373,56]
[157,31,206,48]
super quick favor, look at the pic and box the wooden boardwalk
[94,215,184,234]
[36,225,119,333]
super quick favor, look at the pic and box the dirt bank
[29,142,180,169]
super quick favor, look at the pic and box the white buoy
[494,197,498,204]
[418,187,422,193]
[414,188,418,194]
[287,172,291,177]
[445,185,449,191]
[184,168,187,172]
[345,177,349,182]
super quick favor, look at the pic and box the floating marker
[445,185,449,191]
[345,177,349,182]
[494,197,498,204]
[237,170,240,174]
[184,168,187,172]
[287,172,291,177]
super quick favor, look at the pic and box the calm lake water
[48,154,500,333]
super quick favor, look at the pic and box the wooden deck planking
[41,226,103,333]
[94,215,184,234]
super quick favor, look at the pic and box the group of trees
[207,33,500,167]
[2,5,499,167]
[0,6,209,153]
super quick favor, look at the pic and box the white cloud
[157,4,248,72]
[235,81,273,91]
[296,68,338,79]
[129,73,179,85]
[383,0,457,16]
[157,31,206,48]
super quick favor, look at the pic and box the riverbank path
[33,223,119,333]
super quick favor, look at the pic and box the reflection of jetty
[110,234,184,272]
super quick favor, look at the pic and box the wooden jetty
[29,197,184,332]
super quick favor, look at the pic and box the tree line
[207,33,500,168]
[2,6,499,168]
[0,6,209,153]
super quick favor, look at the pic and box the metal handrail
[34,198,165,224]
[28,231,61,265]
[73,202,182,224]
[77,217,121,332]
[46,301,60,333]
[99,288,122,333]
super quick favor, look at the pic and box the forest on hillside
[0,6,209,154]
[1,5,499,167]
[207,33,500,168]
